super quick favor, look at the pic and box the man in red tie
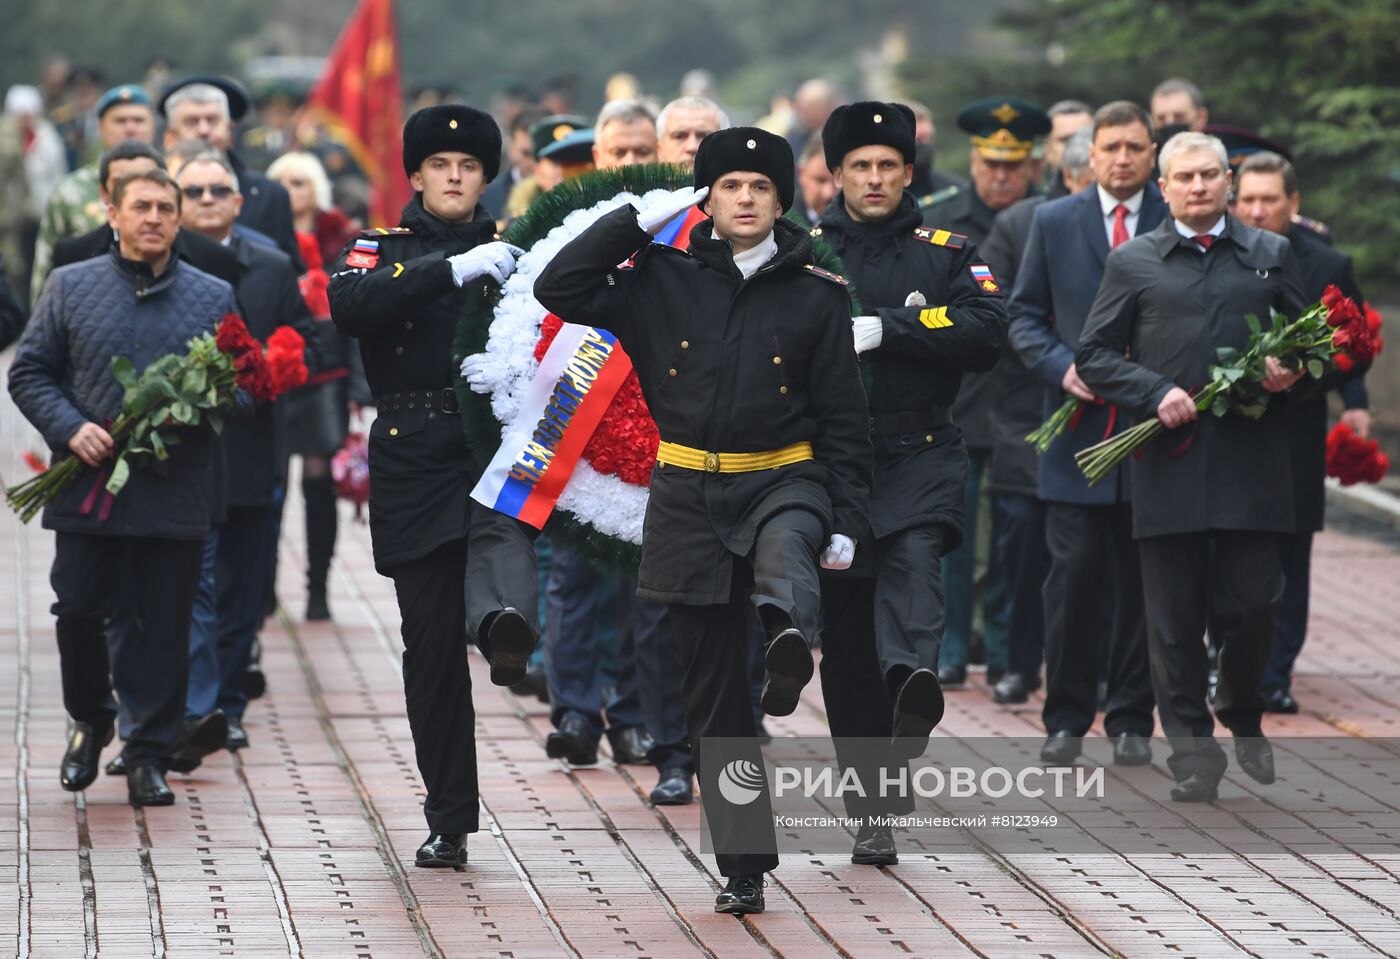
[1075,131,1307,802]
[1007,101,1165,768]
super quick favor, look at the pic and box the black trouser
[215,505,277,721]
[1262,531,1312,693]
[624,591,691,774]
[819,571,915,821]
[386,505,539,834]
[1138,530,1282,783]
[993,493,1049,678]
[50,533,204,767]
[1042,503,1154,737]
[672,508,823,877]
[864,525,948,680]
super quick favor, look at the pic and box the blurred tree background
[2,0,1394,294]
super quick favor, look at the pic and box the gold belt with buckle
[655,440,815,473]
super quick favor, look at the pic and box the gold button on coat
[389,427,399,436]
[780,386,788,394]
[680,340,689,349]
[395,346,404,354]
[668,368,678,376]
[772,356,781,365]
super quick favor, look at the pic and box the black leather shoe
[1235,736,1276,784]
[509,661,547,700]
[851,823,898,865]
[127,765,175,806]
[649,768,694,806]
[992,672,1030,704]
[986,667,1005,687]
[170,711,229,773]
[241,662,267,701]
[486,607,537,687]
[607,725,654,765]
[1170,772,1220,803]
[415,833,467,869]
[106,753,127,776]
[1112,733,1152,766]
[760,627,813,717]
[892,667,945,745]
[714,875,765,915]
[937,664,966,688]
[61,721,114,792]
[225,716,250,751]
[1263,687,1299,714]
[1039,730,1081,766]
[546,715,599,765]
[305,587,331,622]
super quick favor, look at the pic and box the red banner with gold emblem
[308,0,409,226]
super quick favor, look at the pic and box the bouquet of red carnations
[1326,422,1389,486]
[6,315,307,523]
[1072,285,1382,486]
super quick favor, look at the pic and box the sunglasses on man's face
[182,184,236,200]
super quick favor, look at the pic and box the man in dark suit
[175,150,315,752]
[1233,150,1370,714]
[1008,102,1165,765]
[981,126,1095,705]
[1077,131,1308,802]
[160,76,302,272]
[50,140,238,288]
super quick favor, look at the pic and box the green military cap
[957,97,1051,162]
[529,114,588,158]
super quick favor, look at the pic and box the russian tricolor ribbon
[470,322,634,529]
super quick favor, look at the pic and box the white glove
[449,241,525,287]
[636,186,709,235]
[852,315,883,354]
[820,534,856,570]
[459,353,492,394]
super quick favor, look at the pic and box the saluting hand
[636,187,708,235]
[449,241,525,287]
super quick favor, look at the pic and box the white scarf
[717,228,778,279]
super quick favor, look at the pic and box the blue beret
[96,85,152,119]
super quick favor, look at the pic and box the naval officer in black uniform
[535,127,872,916]
[329,105,540,869]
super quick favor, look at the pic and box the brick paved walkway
[4,389,1400,957]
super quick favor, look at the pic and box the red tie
[1193,233,1215,250]
[1111,204,1130,248]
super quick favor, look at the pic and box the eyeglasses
[181,184,236,200]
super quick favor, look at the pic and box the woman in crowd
[268,150,364,620]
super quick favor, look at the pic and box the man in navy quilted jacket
[9,167,240,808]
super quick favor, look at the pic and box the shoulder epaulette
[1292,213,1330,240]
[358,226,414,237]
[803,264,849,286]
[913,226,967,249]
[918,185,960,209]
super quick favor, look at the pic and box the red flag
[308,0,409,226]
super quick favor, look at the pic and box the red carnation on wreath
[1326,422,1389,486]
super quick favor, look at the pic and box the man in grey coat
[1076,132,1307,803]
[9,168,240,807]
